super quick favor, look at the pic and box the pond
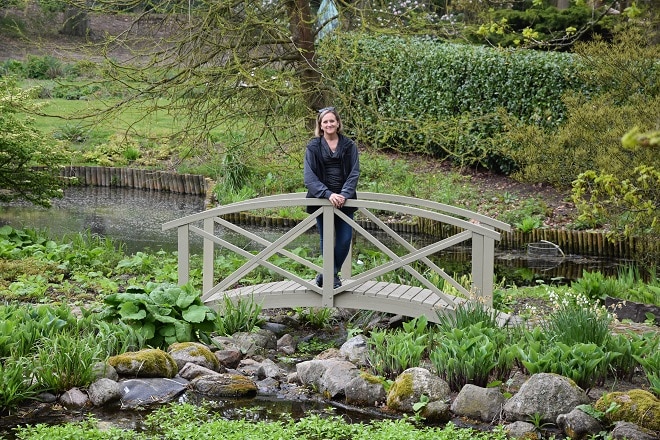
[0,186,629,284]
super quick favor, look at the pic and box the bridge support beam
[321,206,336,307]
[471,234,495,308]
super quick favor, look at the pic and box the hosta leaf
[182,304,212,323]
[175,320,193,342]
[150,286,179,305]
[136,321,155,340]
[152,312,178,324]
[158,323,176,337]
[118,302,146,320]
[175,287,199,309]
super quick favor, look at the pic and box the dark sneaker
[315,273,323,287]
[333,275,342,289]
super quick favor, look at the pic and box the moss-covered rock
[167,342,220,371]
[190,373,257,397]
[108,348,178,378]
[594,389,660,432]
[386,367,450,413]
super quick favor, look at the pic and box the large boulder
[59,387,89,408]
[167,342,220,372]
[610,421,659,440]
[450,384,506,423]
[556,408,604,440]
[87,378,122,406]
[232,329,277,355]
[108,348,178,378]
[296,359,360,399]
[386,367,451,413]
[345,372,387,406]
[339,335,369,366]
[504,373,590,423]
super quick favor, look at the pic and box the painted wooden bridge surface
[162,192,512,325]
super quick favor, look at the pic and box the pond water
[0,186,206,254]
[0,186,628,284]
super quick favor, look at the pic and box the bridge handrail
[162,192,510,235]
[162,192,510,310]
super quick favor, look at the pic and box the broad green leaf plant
[100,282,217,348]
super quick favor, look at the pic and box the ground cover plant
[11,402,513,439]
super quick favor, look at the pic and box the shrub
[318,32,589,169]
[502,28,659,188]
[23,55,63,79]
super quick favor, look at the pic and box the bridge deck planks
[203,278,510,325]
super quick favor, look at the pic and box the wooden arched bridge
[162,193,512,325]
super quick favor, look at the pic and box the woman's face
[320,112,339,136]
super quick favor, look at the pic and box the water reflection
[0,186,205,254]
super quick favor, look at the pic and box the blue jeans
[316,211,354,276]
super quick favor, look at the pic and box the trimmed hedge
[319,33,591,169]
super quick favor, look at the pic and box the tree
[58,0,442,158]
[0,77,69,207]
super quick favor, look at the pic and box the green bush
[0,59,24,77]
[23,55,63,79]
[319,32,589,171]
[502,28,660,188]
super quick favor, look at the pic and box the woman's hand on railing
[328,193,345,208]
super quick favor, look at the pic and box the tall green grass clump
[366,316,430,379]
[214,295,264,336]
[0,303,145,411]
[430,321,515,392]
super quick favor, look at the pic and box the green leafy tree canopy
[0,76,70,207]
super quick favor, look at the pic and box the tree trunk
[287,0,325,125]
[61,7,89,37]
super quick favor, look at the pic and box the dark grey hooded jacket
[303,134,360,214]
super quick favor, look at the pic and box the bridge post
[203,218,214,294]
[177,225,190,286]
[471,232,495,307]
[321,206,335,307]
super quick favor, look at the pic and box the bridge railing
[162,192,511,309]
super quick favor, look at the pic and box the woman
[303,107,360,289]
